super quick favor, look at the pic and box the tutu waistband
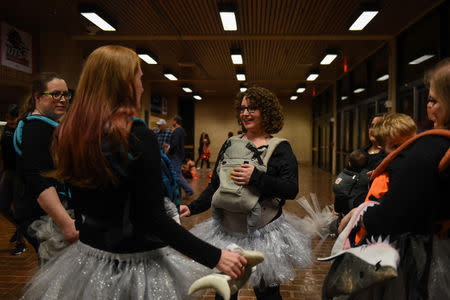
[75,241,171,263]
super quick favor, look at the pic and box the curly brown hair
[234,86,284,134]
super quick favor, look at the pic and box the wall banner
[1,22,33,74]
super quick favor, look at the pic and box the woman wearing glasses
[180,87,312,300]
[13,72,76,260]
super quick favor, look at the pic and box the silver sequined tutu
[190,213,312,287]
[21,241,210,300]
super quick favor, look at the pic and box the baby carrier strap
[13,114,59,157]
[371,129,450,180]
[262,137,287,165]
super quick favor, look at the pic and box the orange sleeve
[356,172,390,245]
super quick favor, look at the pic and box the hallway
[0,165,335,300]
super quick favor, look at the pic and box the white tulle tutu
[190,213,312,287]
[27,210,74,264]
[21,241,210,300]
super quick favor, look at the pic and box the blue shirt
[155,129,172,151]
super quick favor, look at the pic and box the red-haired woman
[21,45,246,300]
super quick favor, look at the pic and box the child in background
[333,149,370,215]
[182,158,198,180]
[200,134,211,169]
[353,113,417,245]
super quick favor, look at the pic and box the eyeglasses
[239,106,257,114]
[42,91,72,101]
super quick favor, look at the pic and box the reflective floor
[0,165,335,299]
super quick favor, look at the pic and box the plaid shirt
[155,129,172,151]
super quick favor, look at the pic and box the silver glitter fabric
[27,210,74,264]
[190,213,312,287]
[21,242,210,300]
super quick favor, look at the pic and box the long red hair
[50,45,141,188]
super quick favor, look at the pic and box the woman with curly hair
[180,86,312,300]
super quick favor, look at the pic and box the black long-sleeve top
[15,119,58,219]
[363,135,450,236]
[72,122,221,268]
[188,139,299,216]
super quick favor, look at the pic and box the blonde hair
[425,58,450,129]
[372,113,417,147]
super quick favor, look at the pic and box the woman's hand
[216,250,248,280]
[231,164,254,185]
[179,205,191,217]
[61,219,79,244]
[338,208,357,234]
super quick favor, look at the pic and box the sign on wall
[1,22,33,74]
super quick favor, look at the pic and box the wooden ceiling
[0,0,444,100]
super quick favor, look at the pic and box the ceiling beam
[72,34,393,41]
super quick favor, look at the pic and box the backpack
[211,135,286,213]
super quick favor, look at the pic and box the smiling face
[240,96,264,134]
[34,78,69,121]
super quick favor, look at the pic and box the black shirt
[188,139,299,216]
[168,126,186,160]
[73,123,221,268]
[15,119,58,219]
[362,143,386,171]
[364,135,450,236]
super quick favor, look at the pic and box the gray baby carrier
[211,135,286,233]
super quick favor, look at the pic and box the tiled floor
[0,165,336,299]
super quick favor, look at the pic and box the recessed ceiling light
[408,55,435,65]
[349,10,379,31]
[219,4,237,31]
[376,74,389,81]
[164,73,178,81]
[240,87,247,92]
[193,95,202,100]
[182,87,192,93]
[320,53,338,65]
[296,87,306,93]
[290,95,298,100]
[341,96,348,100]
[79,4,116,31]
[306,72,319,81]
[136,49,157,64]
[231,49,243,64]
[353,88,365,94]
[236,73,246,81]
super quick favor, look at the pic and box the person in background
[195,132,206,169]
[333,149,370,216]
[154,118,171,152]
[13,73,76,260]
[168,115,194,196]
[362,114,386,171]
[200,133,211,170]
[0,104,27,255]
[21,45,246,300]
[353,113,417,246]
